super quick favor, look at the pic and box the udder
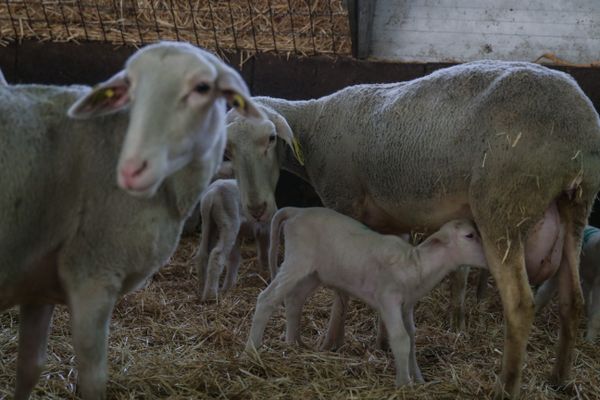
[355,191,564,285]
[525,202,565,285]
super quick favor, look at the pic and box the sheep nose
[120,158,149,188]
[248,202,267,220]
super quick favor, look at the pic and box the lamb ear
[262,108,304,166]
[426,233,449,247]
[216,64,265,121]
[68,71,130,119]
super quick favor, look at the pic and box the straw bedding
[0,235,599,399]
[0,1,351,56]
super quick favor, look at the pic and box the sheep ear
[272,114,304,166]
[216,65,265,121]
[258,107,304,166]
[426,233,449,248]
[68,71,130,119]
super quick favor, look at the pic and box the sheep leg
[479,230,532,400]
[319,291,349,351]
[254,226,270,275]
[550,199,585,386]
[222,236,242,292]
[375,315,388,350]
[192,219,216,294]
[246,263,304,351]
[476,269,490,301]
[534,273,558,313]
[402,305,423,383]
[14,304,55,400]
[379,298,411,387]
[202,227,237,302]
[586,276,600,342]
[284,275,319,346]
[449,265,469,331]
[70,283,117,400]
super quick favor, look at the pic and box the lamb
[535,225,600,342]
[193,178,271,302]
[0,41,264,400]
[182,161,235,236]
[226,60,600,398]
[245,207,487,387]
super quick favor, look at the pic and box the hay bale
[0,0,352,56]
[1,236,599,399]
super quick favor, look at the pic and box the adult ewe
[0,41,263,400]
[225,61,600,398]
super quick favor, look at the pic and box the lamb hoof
[450,313,466,333]
[318,335,343,351]
[200,292,218,303]
[394,377,411,388]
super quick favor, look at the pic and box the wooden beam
[347,0,376,59]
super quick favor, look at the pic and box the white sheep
[535,225,600,342]
[193,178,271,302]
[0,41,264,400]
[245,207,487,387]
[226,60,600,396]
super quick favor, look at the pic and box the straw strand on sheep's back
[0,0,352,56]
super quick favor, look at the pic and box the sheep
[226,60,600,398]
[245,207,487,387]
[535,225,600,342]
[182,161,235,236]
[0,41,264,400]
[193,178,271,302]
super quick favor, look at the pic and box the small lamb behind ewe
[535,225,600,342]
[193,178,271,301]
[245,207,487,386]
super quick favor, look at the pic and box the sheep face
[226,117,280,222]
[68,41,263,198]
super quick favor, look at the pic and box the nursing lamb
[245,208,487,387]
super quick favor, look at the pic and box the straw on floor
[0,235,599,399]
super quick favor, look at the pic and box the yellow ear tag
[104,88,115,98]
[232,94,246,110]
[291,137,305,166]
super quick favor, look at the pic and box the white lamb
[194,178,271,301]
[245,207,487,386]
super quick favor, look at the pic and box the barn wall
[2,41,600,223]
[371,0,600,63]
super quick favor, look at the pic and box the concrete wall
[371,0,600,63]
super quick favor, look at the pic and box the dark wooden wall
[2,41,600,223]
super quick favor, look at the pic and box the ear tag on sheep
[89,87,117,106]
[232,94,246,110]
[291,137,305,166]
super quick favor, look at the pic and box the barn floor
[1,236,599,399]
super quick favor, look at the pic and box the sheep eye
[268,134,276,144]
[466,233,474,239]
[194,83,211,94]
